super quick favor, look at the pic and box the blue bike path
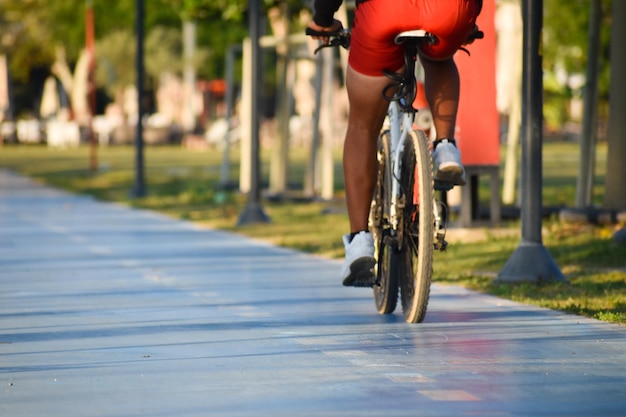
[1,169,625,417]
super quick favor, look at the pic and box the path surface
[1,169,625,417]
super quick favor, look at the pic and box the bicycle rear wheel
[370,132,398,314]
[398,130,434,323]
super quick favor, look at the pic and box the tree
[543,0,612,129]
[0,0,75,82]
[0,0,311,116]
[603,0,626,210]
[95,30,137,109]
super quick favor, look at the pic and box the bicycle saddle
[394,30,436,45]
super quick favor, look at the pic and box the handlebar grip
[470,30,484,40]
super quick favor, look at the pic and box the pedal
[383,235,398,250]
[434,180,454,192]
[434,235,448,252]
[347,280,376,288]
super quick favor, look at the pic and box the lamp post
[496,0,565,283]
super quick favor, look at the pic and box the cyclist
[308,0,482,287]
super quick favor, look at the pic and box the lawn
[1,141,624,324]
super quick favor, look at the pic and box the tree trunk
[603,0,626,210]
[575,0,601,208]
[268,5,290,195]
[182,20,197,133]
[0,55,11,124]
[51,47,74,101]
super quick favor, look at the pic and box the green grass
[1,141,625,324]
[433,221,626,323]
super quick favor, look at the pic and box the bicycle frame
[385,100,415,233]
[384,29,448,252]
[385,95,447,252]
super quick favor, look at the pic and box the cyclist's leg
[418,0,477,139]
[343,65,390,235]
[421,57,459,141]
[340,66,391,286]
[422,57,466,185]
[418,0,480,185]
[344,0,407,234]
[339,0,409,286]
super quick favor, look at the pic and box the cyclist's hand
[307,19,343,44]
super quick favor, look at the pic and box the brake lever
[312,37,347,54]
[305,28,351,54]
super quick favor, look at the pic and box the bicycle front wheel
[398,130,434,323]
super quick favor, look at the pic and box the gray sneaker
[433,139,466,186]
[341,231,376,287]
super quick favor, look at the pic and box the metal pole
[237,0,270,225]
[496,0,565,283]
[521,0,542,244]
[131,0,146,198]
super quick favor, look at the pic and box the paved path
[1,169,625,417]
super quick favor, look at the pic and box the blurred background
[0,0,622,212]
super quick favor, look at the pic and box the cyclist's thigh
[345,66,390,131]
[349,0,421,76]
[418,0,480,60]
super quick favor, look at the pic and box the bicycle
[306,27,465,323]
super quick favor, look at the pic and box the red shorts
[349,0,480,76]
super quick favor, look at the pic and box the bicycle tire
[398,130,434,323]
[370,132,398,314]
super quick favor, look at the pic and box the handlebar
[305,27,483,53]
